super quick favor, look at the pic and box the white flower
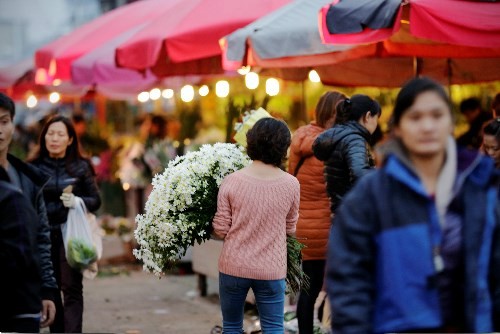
[134,143,251,275]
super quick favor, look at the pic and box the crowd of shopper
[1,75,500,334]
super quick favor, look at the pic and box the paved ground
[82,265,223,334]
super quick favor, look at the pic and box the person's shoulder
[0,180,22,201]
[281,171,300,189]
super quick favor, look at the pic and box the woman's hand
[60,192,76,208]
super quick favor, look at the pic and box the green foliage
[286,236,310,295]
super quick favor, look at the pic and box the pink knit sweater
[212,170,300,280]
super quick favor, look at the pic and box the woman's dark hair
[392,77,450,126]
[483,117,500,140]
[335,94,381,124]
[246,118,291,167]
[32,115,94,175]
[315,91,346,128]
[150,115,167,139]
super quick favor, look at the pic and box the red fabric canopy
[320,0,500,49]
[35,0,289,81]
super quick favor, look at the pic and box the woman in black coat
[313,94,381,213]
[31,115,101,333]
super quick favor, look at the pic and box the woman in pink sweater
[213,118,300,333]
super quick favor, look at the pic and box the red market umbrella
[313,0,500,87]
[35,0,290,82]
[320,0,500,52]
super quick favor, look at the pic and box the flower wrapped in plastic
[134,143,251,275]
[233,107,272,147]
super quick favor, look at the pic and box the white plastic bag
[82,212,105,279]
[62,197,98,271]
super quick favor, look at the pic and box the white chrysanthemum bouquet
[134,143,251,275]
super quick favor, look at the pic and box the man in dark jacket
[0,166,42,332]
[0,92,57,328]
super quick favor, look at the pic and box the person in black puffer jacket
[313,94,381,213]
[31,115,101,333]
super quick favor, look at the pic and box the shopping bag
[62,197,98,270]
[82,212,105,279]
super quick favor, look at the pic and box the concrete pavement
[82,266,222,334]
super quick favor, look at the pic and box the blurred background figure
[31,115,101,333]
[328,77,500,333]
[482,118,500,169]
[491,93,500,118]
[313,94,381,214]
[457,97,492,149]
[288,91,345,334]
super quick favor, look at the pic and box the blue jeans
[219,272,286,334]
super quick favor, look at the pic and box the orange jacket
[288,122,332,260]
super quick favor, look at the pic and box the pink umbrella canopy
[319,0,500,54]
[35,0,290,82]
[71,24,156,86]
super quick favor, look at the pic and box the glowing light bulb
[308,70,321,83]
[137,91,149,103]
[245,72,259,90]
[199,85,209,97]
[27,95,38,108]
[181,85,194,102]
[162,89,174,99]
[149,88,161,100]
[265,78,279,96]
[215,80,229,98]
[49,92,60,103]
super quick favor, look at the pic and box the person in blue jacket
[327,77,500,333]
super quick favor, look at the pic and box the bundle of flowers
[134,143,251,275]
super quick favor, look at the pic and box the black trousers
[0,317,40,333]
[50,229,84,333]
[297,259,326,334]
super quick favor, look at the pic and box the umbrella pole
[447,58,453,102]
[413,57,422,77]
[302,80,307,122]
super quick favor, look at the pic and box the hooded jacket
[288,123,332,260]
[327,140,500,333]
[313,121,375,212]
[7,154,58,301]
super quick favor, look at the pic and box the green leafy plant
[67,238,98,269]
[286,236,310,295]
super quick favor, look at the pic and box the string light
[181,85,194,102]
[245,72,259,90]
[266,78,279,96]
[215,80,230,98]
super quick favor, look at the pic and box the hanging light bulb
[162,89,174,99]
[181,85,194,102]
[199,85,209,97]
[215,80,230,98]
[49,92,60,103]
[245,72,259,90]
[265,78,279,96]
[137,91,150,103]
[149,88,161,100]
[27,95,38,108]
[308,70,321,83]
